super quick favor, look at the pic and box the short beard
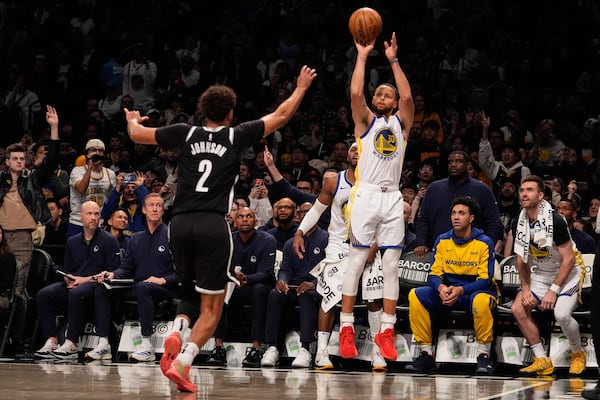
[275,214,293,225]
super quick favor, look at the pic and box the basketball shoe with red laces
[374,328,397,361]
[339,326,358,359]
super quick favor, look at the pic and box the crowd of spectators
[1,0,600,359]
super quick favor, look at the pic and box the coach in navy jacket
[95,193,177,360]
[36,201,121,356]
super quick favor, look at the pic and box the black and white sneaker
[206,346,227,366]
[242,347,263,368]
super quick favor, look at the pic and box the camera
[88,154,104,163]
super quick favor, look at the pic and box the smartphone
[254,178,264,187]
[576,181,589,191]
[55,269,75,281]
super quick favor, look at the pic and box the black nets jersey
[156,121,263,216]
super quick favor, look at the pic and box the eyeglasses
[298,209,310,214]
[419,166,433,172]
[276,205,295,210]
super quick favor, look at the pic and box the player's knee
[471,294,493,317]
[510,298,526,319]
[553,305,571,324]
[408,288,420,306]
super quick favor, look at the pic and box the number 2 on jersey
[195,159,213,192]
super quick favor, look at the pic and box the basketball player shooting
[338,32,415,361]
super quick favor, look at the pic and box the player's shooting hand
[355,39,375,57]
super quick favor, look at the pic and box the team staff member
[124,65,316,392]
[414,150,503,257]
[407,197,498,374]
[34,201,121,360]
[95,193,177,362]
[206,206,276,368]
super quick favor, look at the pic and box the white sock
[340,312,354,328]
[142,337,153,349]
[531,342,546,358]
[176,342,199,366]
[379,312,396,332]
[368,309,382,338]
[171,317,189,334]
[571,345,584,354]
[477,342,491,355]
[98,337,109,347]
[421,345,433,355]
[317,331,331,351]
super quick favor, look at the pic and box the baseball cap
[85,138,105,151]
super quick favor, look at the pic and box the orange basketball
[348,7,383,45]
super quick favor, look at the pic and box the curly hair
[198,85,237,122]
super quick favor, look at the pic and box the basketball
[348,7,383,45]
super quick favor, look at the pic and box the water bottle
[131,323,143,348]
[446,331,462,358]
[500,336,520,364]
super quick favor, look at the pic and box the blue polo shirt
[63,228,121,276]
[278,227,328,285]
[112,223,177,288]
[232,229,276,285]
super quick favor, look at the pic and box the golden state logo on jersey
[373,127,398,159]
[529,241,549,260]
[340,199,349,224]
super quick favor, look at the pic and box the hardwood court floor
[0,360,597,399]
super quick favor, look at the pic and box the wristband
[549,283,561,294]
[390,58,398,64]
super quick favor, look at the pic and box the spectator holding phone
[101,171,149,233]
[248,176,272,228]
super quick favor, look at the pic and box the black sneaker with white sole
[476,353,494,374]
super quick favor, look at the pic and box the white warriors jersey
[528,234,585,278]
[356,115,406,187]
[69,166,116,226]
[325,169,353,260]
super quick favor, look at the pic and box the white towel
[514,199,554,260]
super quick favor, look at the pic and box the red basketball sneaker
[374,328,397,361]
[339,326,358,359]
